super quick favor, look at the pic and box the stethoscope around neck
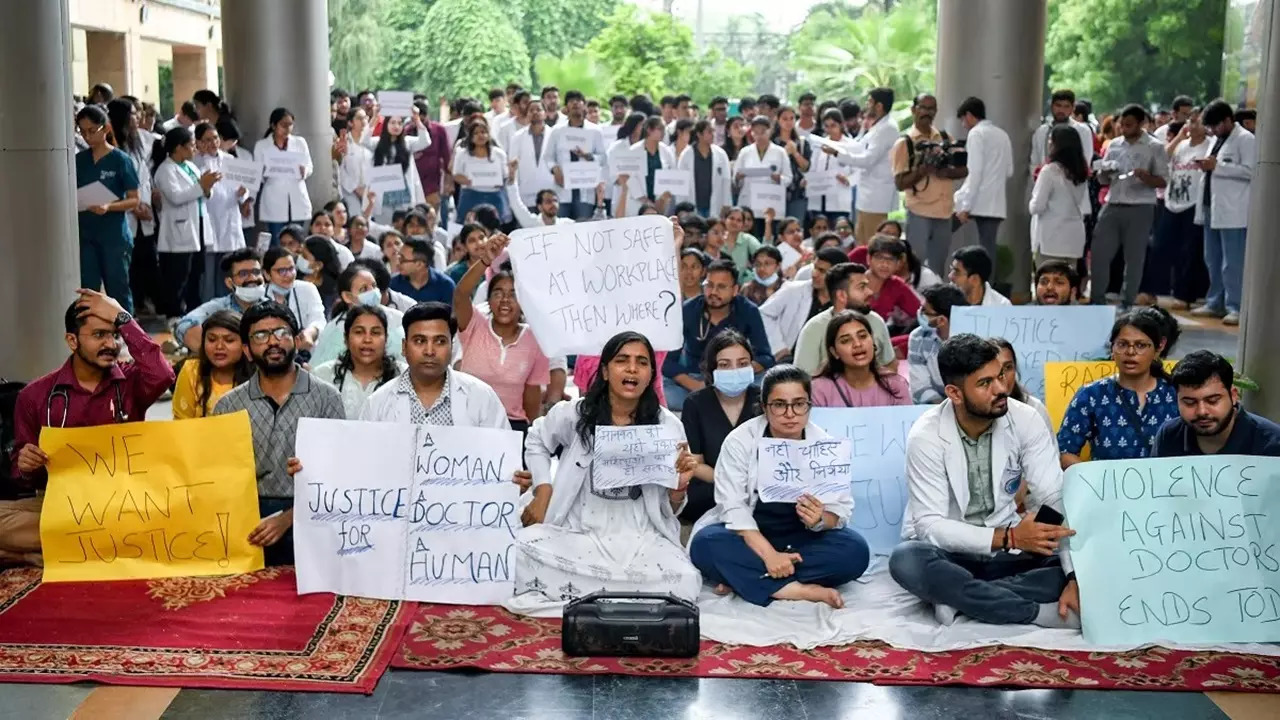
[46,382,127,428]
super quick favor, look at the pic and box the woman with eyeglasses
[689,364,869,608]
[262,246,325,351]
[75,104,142,313]
[173,310,253,419]
[1058,308,1181,467]
[453,235,551,431]
[504,331,700,616]
[194,122,251,300]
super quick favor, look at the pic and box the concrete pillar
[1238,0,1280,417]
[221,0,332,209]
[935,0,1047,300]
[0,0,79,380]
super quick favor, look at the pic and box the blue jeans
[785,197,808,224]
[457,188,508,223]
[888,540,1067,625]
[1202,205,1247,314]
[690,524,869,607]
[663,372,703,412]
[80,233,134,314]
[558,191,596,221]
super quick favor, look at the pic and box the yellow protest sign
[38,411,265,582]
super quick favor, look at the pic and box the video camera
[913,138,968,170]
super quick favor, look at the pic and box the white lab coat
[496,117,529,153]
[901,398,1072,574]
[154,157,215,254]
[1029,120,1095,175]
[224,143,257,230]
[357,368,508,428]
[1194,124,1256,230]
[689,416,851,541]
[124,131,156,238]
[547,120,608,203]
[842,116,900,214]
[954,120,1014,218]
[337,141,371,215]
[253,134,314,223]
[268,281,326,338]
[507,185,574,229]
[805,134,857,214]
[1028,162,1088,258]
[365,130,432,221]
[623,140,676,217]
[733,141,792,194]
[195,151,249,253]
[758,279,813,354]
[676,144,733,216]
[506,125,557,207]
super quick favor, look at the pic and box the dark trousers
[130,231,160,314]
[689,524,869,607]
[80,233,134,314]
[157,252,196,319]
[258,496,295,567]
[889,540,1066,625]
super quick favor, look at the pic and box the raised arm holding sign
[506,215,683,356]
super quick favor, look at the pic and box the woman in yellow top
[172,309,253,418]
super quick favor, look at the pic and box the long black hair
[722,116,746,161]
[263,107,292,139]
[1049,125,1090,185]
[106,98,142,156]
[331,305,399,392]
[1109,307,1178,381]
[373,117,411,171]
[989,337,1029,403]
[575,331,663,448]
[700,329,754,382]
[759,364,812,413]
[197,310,253,416]
[821,310,902,400]
[329,262,378,319]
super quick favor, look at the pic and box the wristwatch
[113,311,132,328]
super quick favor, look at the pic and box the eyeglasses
[249,327,295,344]
[1113,340,1154,355]
[273,266,297,276]
[233,269,264,281]
[490,290,516,301]
[766,399,811,416]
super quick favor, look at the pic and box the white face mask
[234,283,266,304]
[295,256,313,276]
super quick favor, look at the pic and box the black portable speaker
[561,592,700,658]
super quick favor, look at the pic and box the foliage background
[328,0,1231,116]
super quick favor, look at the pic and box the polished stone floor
[6,669,1271,720]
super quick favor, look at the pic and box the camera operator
[892,93,968,276]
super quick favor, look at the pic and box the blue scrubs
[76,147,140,313]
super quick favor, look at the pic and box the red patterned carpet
[0,567,411,694]
[393,603,1280,692]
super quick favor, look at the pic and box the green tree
[328,0,394,92]
[533,52,616,100]
[380,0,530,99]
[685,47,755,104]
[789,1,935,102]
[718,13,794,96]
[586,5,696,97]
[1045,0,1227,113]
[517,0,617,83]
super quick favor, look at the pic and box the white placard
[756,437,854,503]
[557,128,594,154]
[367,164,408,194]
[264,152,308,179]
[378,91,415,118]
[468,163,503,188]
[591,425,683,490]
[654,169,692,197]
[76,181,119,211]
[220,157,262,194]
[804,171,838,196]
[778,242,804,271]
[294,419,524,605]
[739,166,774,178]
[747,183,786,217]
[612,150,645,177]
[564,162,601,190]
[808,133,848,154]
[507,215,683,356]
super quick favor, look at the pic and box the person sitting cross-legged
[889,334,1081,628]
[689,365,870,608]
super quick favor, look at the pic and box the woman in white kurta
[505,331,701,616]
[194,122,249,300]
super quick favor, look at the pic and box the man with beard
[792,262,895,377]
[892,93,968,275]
[548,90,606,220]
[1030,89,1095,178]
[1,290,174,566]
[1154,351,1280,457]
[1033,260,1080,305]
[213,302,344,565]
[176,248,267,352]
[891,334,1081,628]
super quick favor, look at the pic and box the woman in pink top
[452,233,551,430]
[811,310,911,408]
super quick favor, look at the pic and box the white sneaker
[1191,305,1226,318]
[934,603,958,626]
[1223,312,1240,326]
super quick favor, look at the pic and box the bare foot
[772,582,845,609]
[713,583,733,596]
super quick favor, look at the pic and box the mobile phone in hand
[1035,505,1065,526]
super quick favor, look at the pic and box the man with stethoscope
[0,289,175,566]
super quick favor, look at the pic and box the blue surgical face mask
[713,366,754,397]
[234,283,266,304]
[270,282,292,296]
[357,288,382,307]
[753,271,778,286]
[918,309,933,330]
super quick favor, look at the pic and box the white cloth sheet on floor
[695,565,1280,656]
